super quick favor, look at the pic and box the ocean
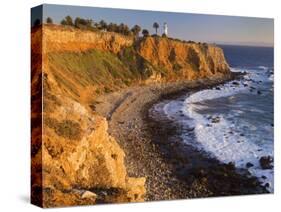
[150,45,274,192]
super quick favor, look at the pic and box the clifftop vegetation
[41,16,207,45]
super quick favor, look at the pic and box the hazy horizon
[32,4,274,47]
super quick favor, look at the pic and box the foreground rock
[259,156,273,169]
[32,91,146,207]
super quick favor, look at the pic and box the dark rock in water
[246,162,254,168]
[271,123,274,127]
[257,90,262,95]
[261,175,267,179]
[206,123,212,127]
[226,162,235,170]
[215,87,221,90]
[232,81,239,86]
[206,116,212,120]
[211,117,220,123]
[186,127,195,132]
[264,183,269,188]
[250,86,256,90]
[240,133,245,137]
[259,156,273,169]
[243,83,248,87]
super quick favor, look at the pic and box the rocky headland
[31,24,265,207]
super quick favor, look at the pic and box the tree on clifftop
[142,29,149,37]
[65,16,74,26]
[107,23,118,32]
[74,17,94,29]
[99,20,107,30]
[60,19,67,25]
[131,25,141,38]
[153,22,159,35]
[60,16,74,26]
[46,17,53,24]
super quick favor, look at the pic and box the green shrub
[44,118,82,140]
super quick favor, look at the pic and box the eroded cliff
[138,37,230,81]
[31,25,145,207]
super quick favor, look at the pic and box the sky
[32,4,274,47]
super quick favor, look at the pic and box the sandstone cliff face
[31,25,145,207]
[138,37,230,81]
[35,25,231,100]
[42,25,133,54]
[42,93,145,207]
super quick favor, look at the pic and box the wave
[182,102,273,192]
[182,67,273,192]
[149,66,274,192]
[150,67,274,192]
[258,65,268,70]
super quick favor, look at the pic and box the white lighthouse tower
[163,22,168,36]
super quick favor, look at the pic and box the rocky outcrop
[41,94,145,207]
[259,156,273,169]
[138,37,230,81]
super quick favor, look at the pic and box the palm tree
[153,22,159,35]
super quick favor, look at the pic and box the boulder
[259,156,273,169]
[246,162,254,168]
[81,191,97,199]
[211,116,220,123]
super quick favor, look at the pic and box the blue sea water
[150,45,274,192]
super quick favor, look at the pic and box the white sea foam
[268,74,274,81]
[150,67,274,192]
[149,67,274,192]
[182,103,273,191]
[181,68,274,192]
[258,65,268,70]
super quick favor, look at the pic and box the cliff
[31,25,231,207]
[138,37,230,81]
[31,25,145,207]
[33,25,133,54]
[37,25,230,100]
[41,93,145,207]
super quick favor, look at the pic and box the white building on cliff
[163,22,168,36]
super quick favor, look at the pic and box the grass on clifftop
[48,48,160,97]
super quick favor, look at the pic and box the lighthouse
[163,22,168,36]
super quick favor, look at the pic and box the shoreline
[92,74,268,201]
